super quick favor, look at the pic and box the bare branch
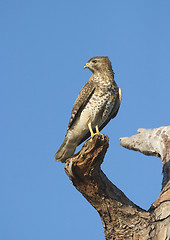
[65,135,151,239]
[63,126,170,239]
[120,126,170,239]
[120,126,170,190]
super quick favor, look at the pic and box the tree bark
[64,126,170,240]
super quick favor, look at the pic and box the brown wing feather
[99,87,121,131]
[77,87,122,146]
[67,80,95,130]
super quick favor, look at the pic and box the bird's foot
[90,133,103,142]
[90,125,103,142]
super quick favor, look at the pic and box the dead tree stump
[64,126,170,240]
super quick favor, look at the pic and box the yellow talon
[88,123,102,142]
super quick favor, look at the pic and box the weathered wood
[64,126,170,240]
[120,126,170,190]
[120,126,170,240]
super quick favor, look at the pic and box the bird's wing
[99,87,122,132]
[78,87,122,146]
[67,80,95,130]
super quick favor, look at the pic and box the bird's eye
[92,60,97,63]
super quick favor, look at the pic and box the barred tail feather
[55,136,77,163]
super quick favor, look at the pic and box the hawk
[55,56,122,162]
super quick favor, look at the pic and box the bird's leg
[88,122,95,142]
[95,125,100,134]
[95,125,103,137]
[88,123,103,142]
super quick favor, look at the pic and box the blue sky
[0,1,170,239]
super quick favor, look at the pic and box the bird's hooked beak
[84,62,91,69]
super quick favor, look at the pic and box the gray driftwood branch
[64,126,170,240]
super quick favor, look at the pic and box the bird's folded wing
[99,87,121,132]
[67,81,95,130]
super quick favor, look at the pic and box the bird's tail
[55,135,77,163]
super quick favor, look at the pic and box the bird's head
[84,56,112,74]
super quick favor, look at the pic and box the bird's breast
[83,86,114,127]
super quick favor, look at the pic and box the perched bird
[55,56,122,162]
